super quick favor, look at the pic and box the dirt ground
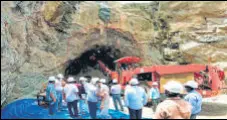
[109,94,227,119]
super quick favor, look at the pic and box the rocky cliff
[1,1,226,107]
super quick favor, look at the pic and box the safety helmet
[67,77,75,82]
[112,79,118,83]
[48,76,56,82]
[57,74,64,79]
[100,79,106,83]
[129,78,139,85]
[79,77,87,81]
[91,77,99,85]
[184,80,198,89]
[152,82,158,86]
[164,81,183,94]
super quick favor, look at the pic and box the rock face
[1,1,227,107]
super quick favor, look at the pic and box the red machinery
[98,56,225,97]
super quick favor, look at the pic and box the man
[63,77,80,118]
[124,78,147,119]
[46,76,58,116]
[97,79,111,119]
[149,82,160,112]
[55,74,64,111]
[78,77,88,115]
[154,81,192,119]
[184,80,202,119]
[86,77,99,119]
[110,79,124,111]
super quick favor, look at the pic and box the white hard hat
[48,76,56,82]
[67,77,75,82]
[100,79,106,83]
[91,77,99,85]
[184,80,198,89]
[57,74,64,79]
[112,79,118,83]
[129,78,139,85]
[79,77,87,81]
[164,81,183,94]
[152,82,158,86]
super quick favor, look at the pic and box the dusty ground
[108,94,227,119]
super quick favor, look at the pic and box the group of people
[45,73,202,119]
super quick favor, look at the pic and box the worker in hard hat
[149,82,160,112]
[110,79,124,111]
[87,77,99,119]
[78,77,88,115]
[63,77,80,118]
[154,81,192,119]
[124,78,147,119]
[55,74,64,111]
[46,76,58,116]
[97,78,111,119]
[184,80,202,119]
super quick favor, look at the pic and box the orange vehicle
[98,56,225,98]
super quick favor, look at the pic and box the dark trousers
[88,101,98,119]
[67,100,78,117]
[128,108,142,119]
[190,114,197,119]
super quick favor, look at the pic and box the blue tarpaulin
[1,98,148,119]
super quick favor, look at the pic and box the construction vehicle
[98,56,225,98]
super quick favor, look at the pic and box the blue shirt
[150,88,160,99]
[184,90,202,115]
[46,83,57,102]
[124,86,147,110]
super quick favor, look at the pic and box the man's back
[63,84,79,102]
[46,83,57,102]
[125,86,147,110]
[111,84,121,94]
[184,90,202,115]
[154,98,192,119]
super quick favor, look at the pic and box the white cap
[91,77,99,85]
[152,82,158,86]
[184,80,198,89]
[57,74,64,79]
[164,81,183,94]
[79,77,87,81]
[129,78,139,85]
[67,77,75,82]
[48,76,56,82]
[112,79,118,83]
[100,79,106,83]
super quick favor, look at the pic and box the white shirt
[111,84,121,94]
[63,84,79,102]
[124,84,132,96]
[86,83,98,102]
[55,79,63,92]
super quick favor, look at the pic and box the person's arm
[124,91,129,107]
[153,103,170,119]
[50,93,56,102]
[143,89,148,106]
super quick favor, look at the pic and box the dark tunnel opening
[64,45,122,77]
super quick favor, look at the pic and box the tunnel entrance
[64,45,122,77]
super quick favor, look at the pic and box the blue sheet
[1,98,149,119]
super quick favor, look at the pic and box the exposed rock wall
[1,1,226,107]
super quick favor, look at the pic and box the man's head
[57,74,64,81]
[48,76,56,84]
[129,78,139,86]
[164,81,183,97]
[152,82,158,88]
[112,79,118,84]
[91,77,99,85]
[67,77,76,83]
[79,77,87,84]
[184,80,198,92]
